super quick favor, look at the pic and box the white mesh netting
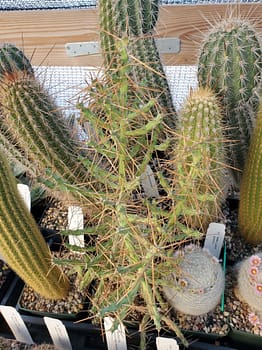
[36,65,198,117]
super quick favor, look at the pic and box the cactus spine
[238,98,262,243]
[163,245,225,316]
[168,87,225,230]
[0,149,70,299]
[198,17,262,185]
[236,253,262,326]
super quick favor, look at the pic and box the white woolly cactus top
[237,253,262,327]
[163,244,225,316]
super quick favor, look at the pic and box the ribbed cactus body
[0,149,70,299]
[99,0,176,129]
[163,245,224,316]
[236,254,262,314]
[238,99,262,243]
[198,18,262,184]
[0,43,34,77]
[170,87,225,230]
[0,71,92,203]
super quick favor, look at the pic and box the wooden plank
[0,3,261,67]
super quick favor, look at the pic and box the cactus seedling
[198,17,262,185]
[235,253,262,327]
[168,87,226,231]
[0,149,70,299]
[163,245,225,316]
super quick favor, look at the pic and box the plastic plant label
[68,206,84,248]
[0,305,34,344]
[17,184,31,212]
[204,222,226,259]
[140,165,160,198]
[156,337,179,350]
[44,317,72,350]
[104,317,127,350]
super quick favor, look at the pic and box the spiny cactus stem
[0,151,70,299]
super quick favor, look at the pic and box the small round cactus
[236,253,262,326]
[163,245,225,316]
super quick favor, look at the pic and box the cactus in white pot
[163,245,225,316]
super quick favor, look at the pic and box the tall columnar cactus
[198,17,262,185]
[163,245,225,316]
[0,149,70,299]
[235,253,262,327]
[238,97,262,243]
[167,87,225,231]
[99,0,176,129]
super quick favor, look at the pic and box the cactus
[235,253,262,327]
[0,46,116,205]
[163,245,225,316]
[167,87,226,231]
[0,43,34,77]
[198,17,262,185]
[99,0,176,129]
[0,148,70,299]
[238,97,262,243]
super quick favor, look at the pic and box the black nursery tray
[228,328,262,350]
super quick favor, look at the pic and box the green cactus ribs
[99,0,177,130]
[238,97,262,243]
[198,17,262,185]
[168,87,226,231]
[0,149,70,299]
[0,43,34,77]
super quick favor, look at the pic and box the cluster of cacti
[167,87,226,231]
[235,253,262,327]
[163,244,225,316]
[198,17,262,186]
[238,96,262,243]
[1,2,261,346]
[0,148,70,299]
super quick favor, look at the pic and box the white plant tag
[0,306,34,344]
[68,206,84,248]
[104,317,127,350]
[17,184,31,212]
[156,337,179,350]
[204,222,226,259]
[140,165,160,198]
[44,317,72,350]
